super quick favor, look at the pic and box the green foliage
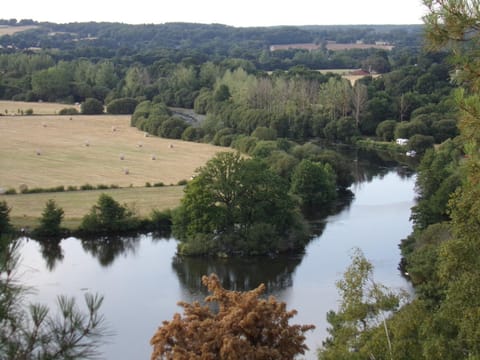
[0,201,12,236]
[319,248,406,360]
[173,152,308,256]
[376,119,397,141]
[106,97,138,114]
[410,140,462,229]
[34,199,64,239]
[290,159,337,208]
[149,209,172,234]
[158,117,189,139]
[59,107,79,115]
[81,98,104,115]
[251,126,277,140]
[79,194,139,234]
[407,134,435,154]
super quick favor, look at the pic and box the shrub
[251,126,277,141]
[24,108,34,115]
[106,97,138,114]
[80,184,95,191]
[81,98,104,115]
[177,179,188,186]
[149,209,172,233]
[153,182,165,187]
[5,188,17,195]
[408,134,435,154]
[59,107,79,115]
[376,119,397,141]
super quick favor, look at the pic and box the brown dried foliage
[150,274,314,360]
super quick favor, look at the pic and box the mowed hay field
[0,100,80,115]
[0,109,231,226]
[0,114,226,189]
[0,25,38,36]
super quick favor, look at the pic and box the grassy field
[0,114,227,189]
[0,102,231,226]
[0,101,80,115]
[1,186,184,229]
[0,25,38,36]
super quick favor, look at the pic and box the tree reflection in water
[172,254,304,298]
[80,235,141,267]
[32,238,64,271]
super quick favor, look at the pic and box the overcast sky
[3,0,426,27]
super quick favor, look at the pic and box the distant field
[0,114,228,190]
[0,25,38,36]
[0,101,80,115]
[1,186,184,229]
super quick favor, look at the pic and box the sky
[4,0,426,27]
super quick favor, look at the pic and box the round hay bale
[124,168,129,175]
[42,122,47,128]
[144,132,149,137]
[169,143,174,149]
[119,154,125,160]
[137,143,143,148]
[36,149,41,156]
[85,140,90,147]
[151,154,156,160]
[112,126,117,132]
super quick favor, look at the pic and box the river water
[18,149,416,359]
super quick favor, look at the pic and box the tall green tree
[34,199,64,239]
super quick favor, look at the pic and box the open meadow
[0,102,231,226]
[0,100,80,115]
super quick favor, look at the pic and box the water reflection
[80,235,141,267]
[334,146,416,185]
[172,254,304,296]
[32,238,64,271]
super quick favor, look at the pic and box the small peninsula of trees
[173,152,309,256]
[150,274,314,360]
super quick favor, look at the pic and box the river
[18,149,416,359]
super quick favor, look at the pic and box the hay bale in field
[169,143,174,149]
[144,132,149,137]
[124,168,129,175]
[112,126,117,132]
[151,154,156,160]
[85,140,90,147]
[36,149,41,156]
[42,122,47,128]
[119,154,125,160]
[137,142,143,148]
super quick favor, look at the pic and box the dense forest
[2,2,479,357]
